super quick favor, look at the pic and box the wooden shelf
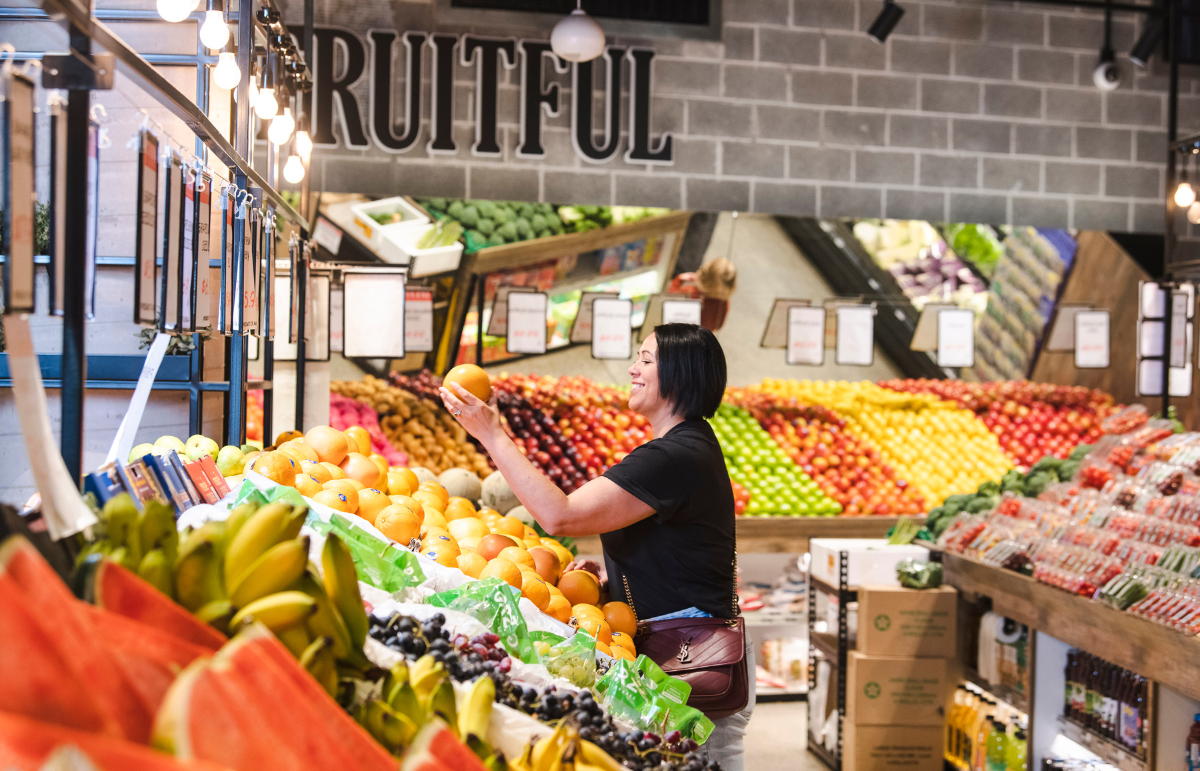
[938,549,1200,703]
[1056,717,1147,771]
[963,668,1030,717]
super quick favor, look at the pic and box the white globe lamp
[550,5,605,63]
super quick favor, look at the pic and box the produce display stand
[433,210,692,374]
[806,550,855,771]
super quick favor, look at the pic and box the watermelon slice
[88,560,227,651]
[401,752,454,771]
[407,720,488,771]
[0,536,151,741]
[0,710,234,771]
[153,657,319,771]
[0,575,118,737]
[228,627,397,771]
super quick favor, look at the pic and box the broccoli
[531,213,547,232]
[447,200,465,219]
[966,496,998,514]
[1030,456,1063,475]
[478,200,497,219]
[535,229,552,239]
[485,233,506,247]
[497,221,518,242]
[476,218,495,236]
[1024,471,1055,497]
[515,218,533,239]
[1058,459,1081,482]
[519,203,536,220]
[426,197,447,212]
[548,217,565,234]
[459,205,480,228]
[1070,443,1094,461]
[977,480,1001,496]
[925,506,947,525]
[465,229,484,244]
[494,208,512,225]
[942,494,974,515]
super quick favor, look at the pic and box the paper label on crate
[1074,310,1109,368]
[937,308,975,368]
[786,306,825,365]
[506,291,548,354]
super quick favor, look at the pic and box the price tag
[329,284,344,352]
[662,298,702,326]
[1171,290,1191,368]
[242,213,257,335]
[85,120,99,320]
[786,306,825,365]
[592,297,633,360]
[181,176,195,332]
[309,273,331,360]
[313,216,343,254]
[506,291,548,354]
[196,174,212,330]
[288,240,300,345]
[487,285,536,337]
[264,229,276,340]
[49,100,67,316]
[570,291,620,343]
[936,308,975,368]
[835,305,874,366]
[220,203,232,334]
[405,287,435,352]
[2,72,36,314]
[1074,310,1110,369]
[160,156,183,332]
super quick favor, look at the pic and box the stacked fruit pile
[879,379,1114,469]
[711,403,842,516]
[328,394,406,466]
[757,379,1012,506]
[247,389,265,442]
[726,388,926,517]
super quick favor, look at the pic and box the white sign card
[1171,291,1191,368]
[936,308,975,368]
[343,272,406,357]
[85,121,99,319]
[1141,282,1167,319]
[133,131,159,325]
[506,291,548,354]
[181,174,195,332]
[221,204,234,334]
[307,273,331,360]
[49,101,67,316]
[1139,320,1164,358]
[2,72,35,314]
[662,298,702,326]
[1138,359,1194,398]
[160,156,182,332]
[835,305,875,366]
[405,287,435,352]
[591,297,633,360]
[264,225,276,340]
[487,285,536,337]
[288,241,300,345]
[569,291,620,343]
[760,299,813,348]
[786,306,825,365]
[329,283,344,352]
[1074,310,1110,369]
[313,216,343,254]
[242,213,258,335]
[272,274,296,359]
[196,174,212,330]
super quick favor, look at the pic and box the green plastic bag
[232,475,306,509]
[529,630,566,659]
[896,558,943,589]
[541,630,598,688]
[307,513,426,593]
[427,578,539,665]
[595,659,714,744]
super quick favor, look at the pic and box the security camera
[1094,50,1121,91]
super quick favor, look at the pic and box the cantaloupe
[438,467,482,501]
[410,466,439,485]
[506,505,535,527]
[480,471,519,514]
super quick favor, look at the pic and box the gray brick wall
[297,0,1200,232]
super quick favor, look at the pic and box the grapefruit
[443,499,478,522]
[603,602,638,637]
[294,474,323,498]
[279,439,318,462]
[356,488,391,526]
[319,461,346,480]
[390,467,420,494]
[422,508,448,531]
[480,558,522,589]
[386,470,414,497]
[520,571,551,611]
[250,452,297,487]
[421,546,459,568]
[321,480,360,512]
[558,570,601,607]
[527,547,562,585]
[457,537,481,554]
[610,630,636,656]
[369,454,389,485]
[498,546,534,570]
[456,552,487,578]
[412,491,445,515]
[577,617,612,645]
[477,534,513,562]
[443,364,492,403]
[572,604,604,623]
[545,595,572,624]
[340,452,381,487]
[305,426,350,465]
[418,481,450,509]
[313,489,355,514]
[300,460,332,484]
[447,518,489,542]
[389,495,425,525]
[611,645,635,662]
[375,506,421,544]
[491,516,524,537]
[343,426,371,456]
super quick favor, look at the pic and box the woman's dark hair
[653,323,727,420]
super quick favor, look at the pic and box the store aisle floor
[743,701,818,771]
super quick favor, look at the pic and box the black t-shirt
[600,419,736,620]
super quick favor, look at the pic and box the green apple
[154,435,187,454]
[128,442,157,463]
[216,445,246,477]
[185,434,220,462]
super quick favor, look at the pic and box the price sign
[343,272,406,357]
[487,285,536,337]
[133,131,159,325]
[937,308,975,368]
[313,216,343,254]
[243,211,258,336]
[569,291,619,343]
[48,101,67,316]
[181,175,195,332]
[85,121,99,319]
[1171,290,1191,368]
[786,306,825,365]
[2,72,35,314]
[835,305,874,366]
[329,284,344,352]
[221,204,234,334]
[263,227,276,340]
[662,298,702,326]
[506,291,548,354]
[592,298,633,359]
[196,174,212,330]
[405,288,435,352]
[160,155,183,332]
[1074,310,1110,369]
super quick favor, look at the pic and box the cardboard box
[810,539,932,588]
[846,652,948,726]
[844,723,944,771]
[857,584,958,658]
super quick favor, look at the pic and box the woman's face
[628,334,663,416]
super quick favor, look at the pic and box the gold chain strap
[621,540,739,627]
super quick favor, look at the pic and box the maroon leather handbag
[623,554,749,720]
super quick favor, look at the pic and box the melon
[87,560,227,651]
[480,471,518,514]
[0,711,233,771]
[410,466,439,485]
[406,720,488,771]
[438,468,483,502]
[506,505,535,527]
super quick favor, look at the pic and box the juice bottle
[1006,727,1027,771]
[958,686,981,768]
[971,699,996,771]
[946,686,968,767]
[986,718,1009,771]
[1186,713,1200,771]
[1064,649,1078,721]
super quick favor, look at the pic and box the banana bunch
[355,656,498,761]
[77,493,180,599]
[511,718,627,771]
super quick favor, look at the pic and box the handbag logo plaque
[677,638,692,664]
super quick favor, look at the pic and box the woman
[666,258,738,332]
[439,323,754,771]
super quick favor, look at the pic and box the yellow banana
[458,675,495,742]
[365,699,417,755]
[137,549,175,599]
[176,525,225,611]
[321,534,368,650]
[409,655,445,703]
[138,501,179,564]
[222,502,258,549]
[425,679,457,736]
[223,502,291,590]
[279,505,308,543]
[576,741,627,771]
[228,590,316,634]
[381,660,409,699]
[532,721,575,771]
[229,536,310,609]
[298,636,338,698]
[386,681,424,727]
[297,570,353,660]
[193,599,234,629]
[275,623,313,658]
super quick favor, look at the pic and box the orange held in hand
[443,363,493,403]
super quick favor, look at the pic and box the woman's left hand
[439,383,504,446]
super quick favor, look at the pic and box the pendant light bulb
[199,10,229,49]
[1176,182,1196,208]
[550,6,605,63]
[212,52,241,90]
[283,154,305,184]
[268,106,294,145]
[1188,202,1200,225]
[157,0,199,23]
[294,128,312,160]
[254,87,278,120]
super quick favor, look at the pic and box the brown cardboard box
[857,584,957,658]
[844,723,944,771]
[846,652,948,726]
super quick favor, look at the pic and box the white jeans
[702,636,757,771]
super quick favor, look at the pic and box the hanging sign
[160,154,183,331]
[592,297,633,359]
[2,71,35,314]
[288,238,300,344]
[263,216,276,340]
[936,308,975,368]
[313,215,343,254]
[487,285,536,337]
[506,291,548,354]
[196,173,212,330]
[569,290,620,343]
[85,120,100,319]
[405,287,435,352]
[759,298,812,348]
[181,171,196,332]
[786,306,825,365]
[343,271,406,357]
[221,202,234,334]
[1170,290,1191,369]
[661,298,702,326]
[835,305,875,366]
[1074,310,1110,369]
[133,130,159,325]
[243,210,258,335]
[48,99,67,316]
[1044,304,1093,352]
[310,273,332,360]
[329,283,344,352]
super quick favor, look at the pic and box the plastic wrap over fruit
[427,577,539,665]
[896,558,943,589]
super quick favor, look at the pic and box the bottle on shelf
[1187,712,1200,771]
[947,685,970,768]
[987,718,1009,771]
[1006,727,1027,771]
[1061,648,1150,760]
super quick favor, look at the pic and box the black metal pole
[60,24,91,486]
[476,275,485,367]
[226,0,254,445]
[1167,0,1181,258]
[294,239,307,431]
